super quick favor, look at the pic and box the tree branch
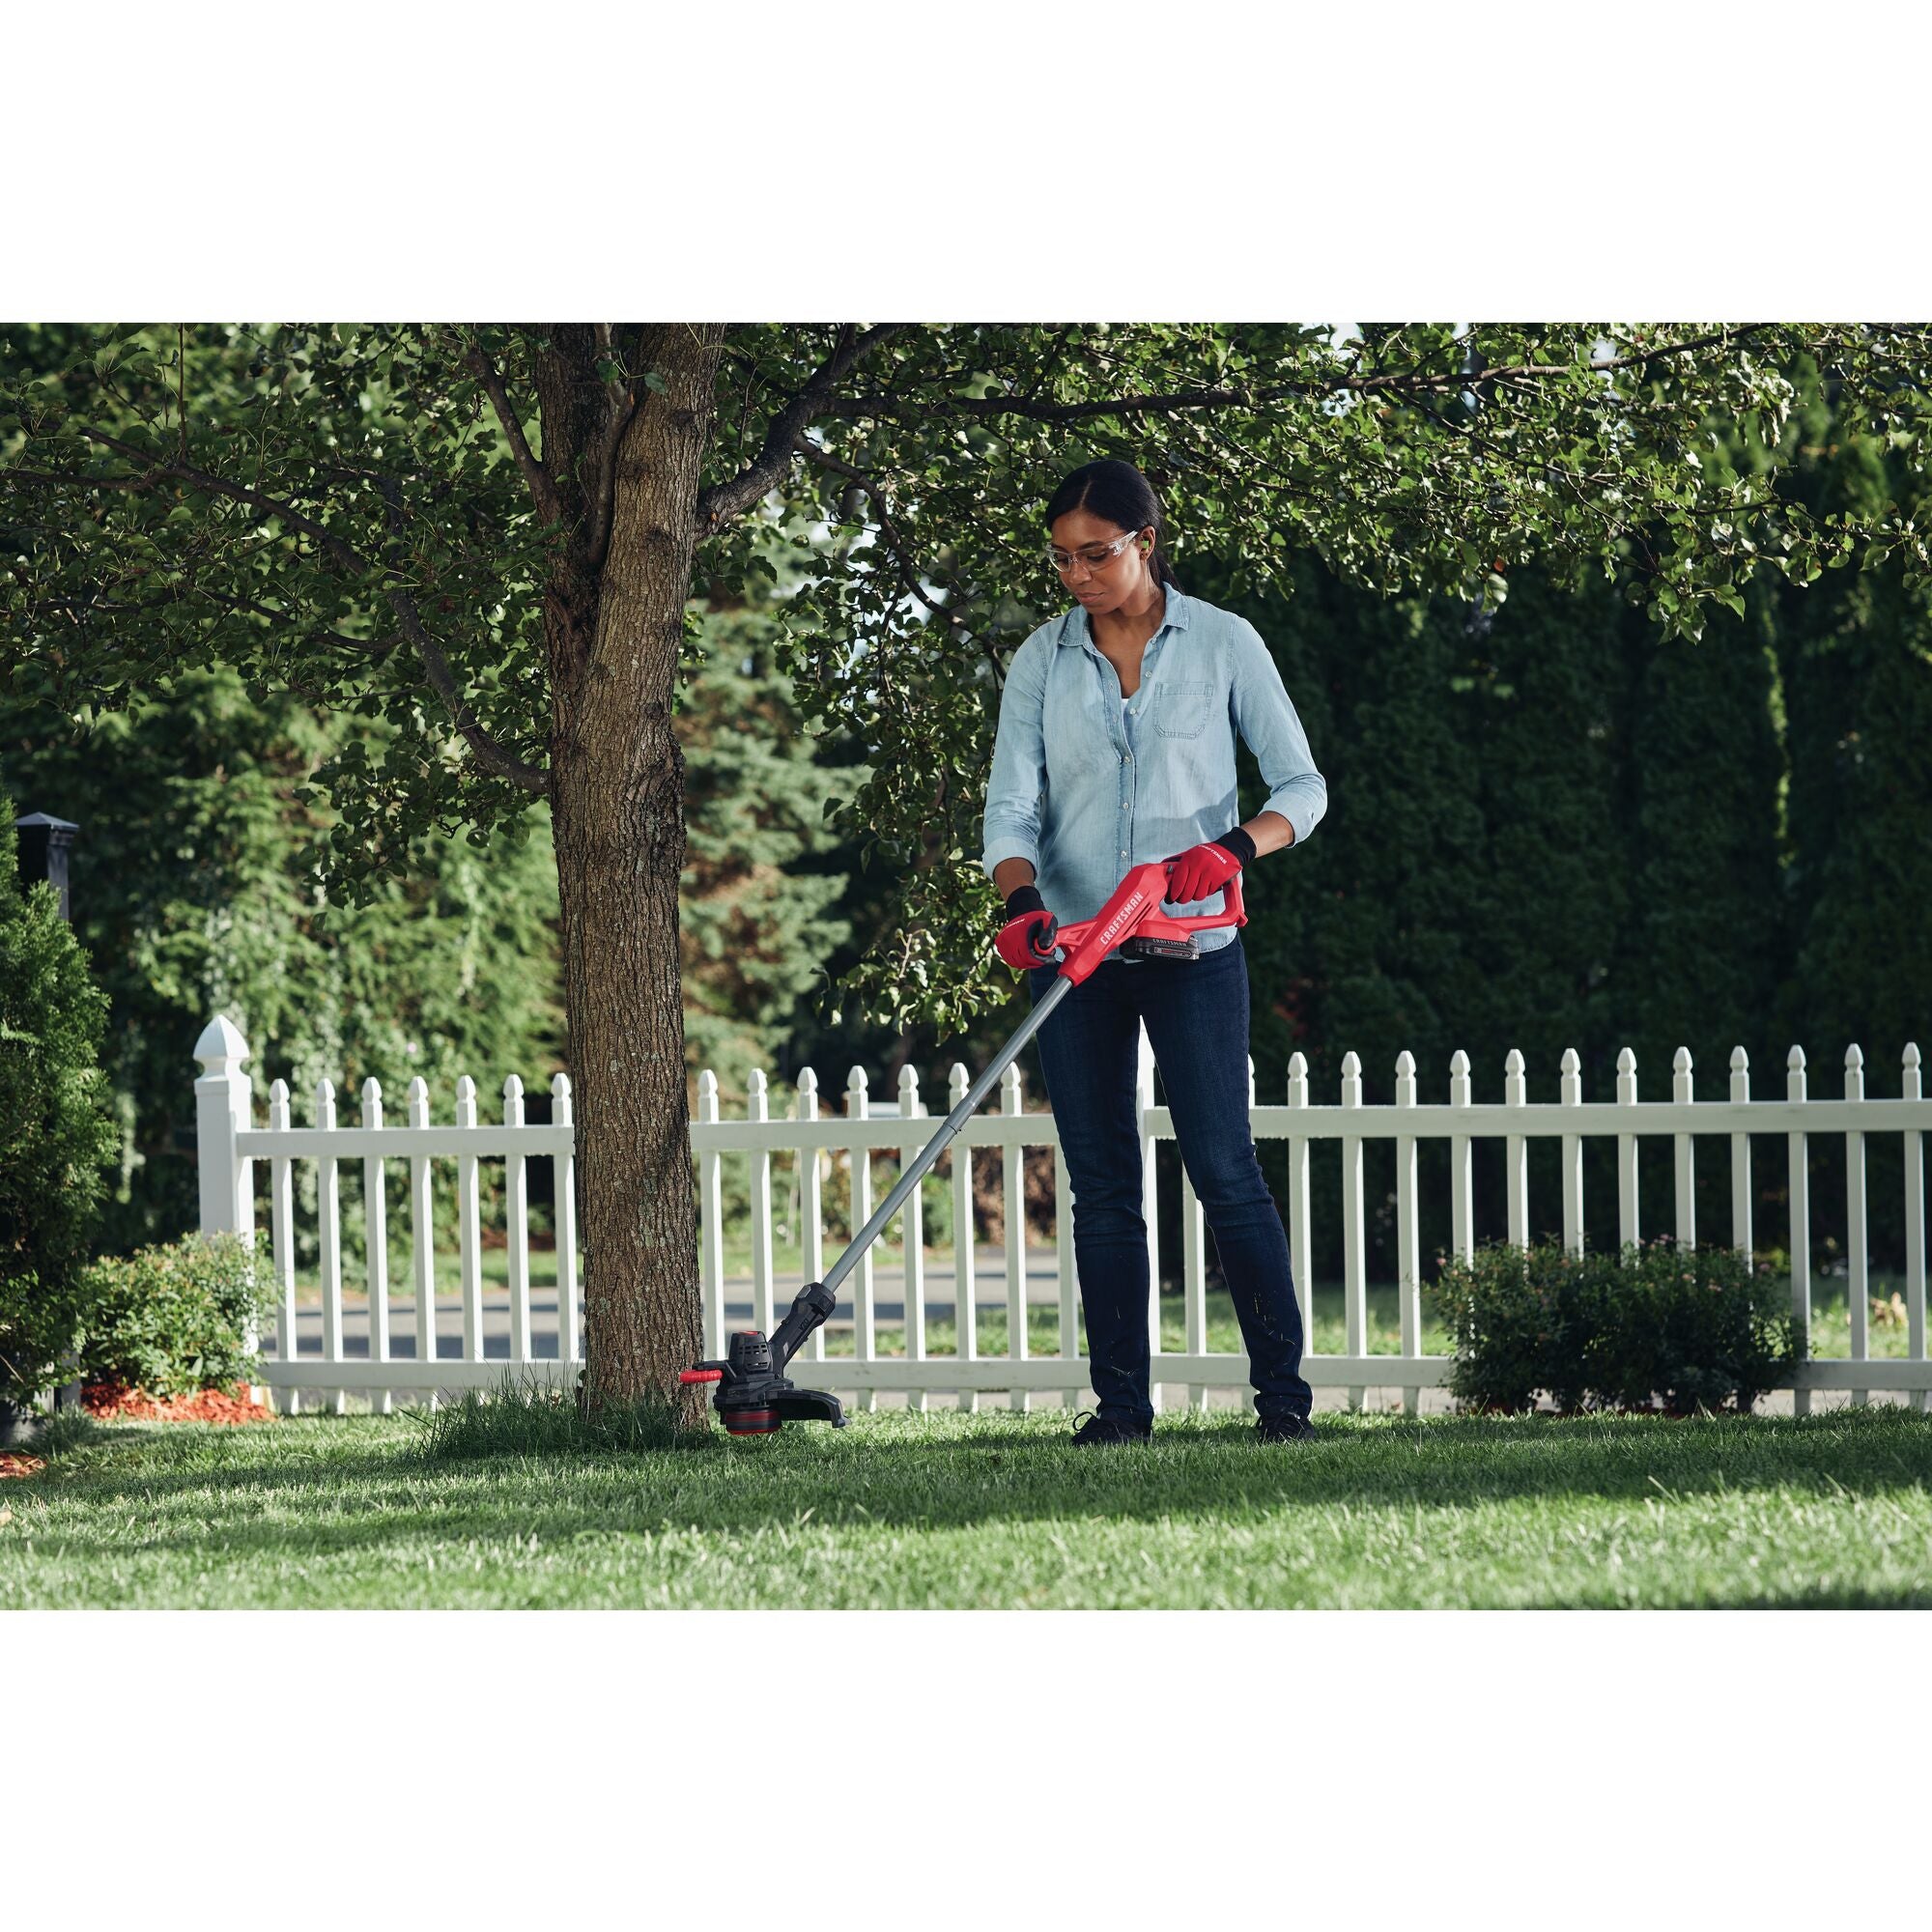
[466,330,562,526]
[695,324,910,535]
[393,602,548,791]
[67,426,371,572]
[823,327,1778,428]
[583,323,640,572]
[374,477,548,793]
[793,437,1009,688]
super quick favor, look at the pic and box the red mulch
[81,1381,271,1425]
[0,1453,46,1479]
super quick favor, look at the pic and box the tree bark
[544,323,725,1414]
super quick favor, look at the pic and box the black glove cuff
[1002,884,1046,923]
[1212,826,1258,867]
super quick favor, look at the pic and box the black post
[14,812,77,923]
[11,811,86,1425]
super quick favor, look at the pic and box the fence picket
[1788,1047,1812,1417]
[1395,1050,1420,1416]
[1560,1048,1584,1261]
[1505,1049,1528,1251]
[1137,1023,1161,1416]
[1449,1049,1473,1267]
[1340,1051,1365,1411]
[749,1069,775,1339]
[951,1064,976,1411]
[1001,1060,1028,1413]
[1674,1047,1697,1248]
[847,1066,875,1410]
[1616,1048,1640,1250]
[797,1070,824,1363]
[362,1077,391,1414]
[456,1075,483,1364]
[1730,1048,1753,1271]
[899,1065,926,1412]
[316,1078,345,1414]
[698,1070,724,1362]
[1181,1164,1206,1412]
[503,1076,530,1365]
[1904,1044,1925,1415]
[1055,1133,1080,1409]
[1847,1045,1868,1406]
[553,1073,580,1364]
[409,1077,436,1384]
[269,1079,298,1414]
[1286,1053,1313,1344]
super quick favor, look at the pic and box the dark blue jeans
[1027,934,1313,1428]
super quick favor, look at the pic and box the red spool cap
[679,1369,724,1384]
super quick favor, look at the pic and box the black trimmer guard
[681,1283,846,1435]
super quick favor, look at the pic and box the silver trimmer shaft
[817,973,1073,1300]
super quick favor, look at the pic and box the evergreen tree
[0,758,119,1407]
[675,599,859,1107]
[0,670,564,1250]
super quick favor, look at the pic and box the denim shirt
[980,587,1327,962]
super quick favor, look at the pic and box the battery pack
[1122,934,1202,960]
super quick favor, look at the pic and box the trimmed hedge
[1425,1234,1796,1415]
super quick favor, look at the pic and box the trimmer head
[681,1283,846,1435]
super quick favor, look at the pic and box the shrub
[75,1232,275,1399]
[1425,1234,1796,1416]
[0,773,121,1413]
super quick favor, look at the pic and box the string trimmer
[680,859,1248,1435]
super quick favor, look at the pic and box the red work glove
[1162,834,1250,905]
[995,885,1060,970]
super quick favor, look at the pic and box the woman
[980,459,1327,1445]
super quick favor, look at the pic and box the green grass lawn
[4,1404,1928,1608]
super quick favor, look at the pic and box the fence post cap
[194,1014,250,1074]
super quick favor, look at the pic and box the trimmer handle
[1044,861,1247,986]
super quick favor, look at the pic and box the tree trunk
[546,323,725,1414]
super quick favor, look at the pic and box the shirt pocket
[1153,678,1218,740]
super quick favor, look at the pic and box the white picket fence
[193,1014,1932,1415]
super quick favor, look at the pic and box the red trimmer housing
[1019,860,1245,984]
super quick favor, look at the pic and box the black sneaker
[1070,1409,1152,1447]
[1255,1412,1317,1443]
